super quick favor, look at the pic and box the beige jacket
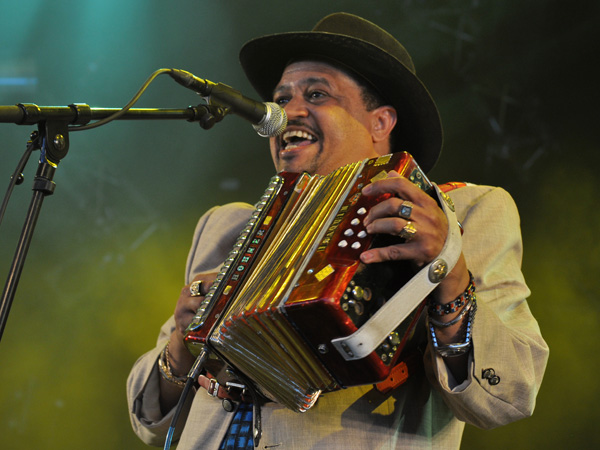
[127,184,549,449]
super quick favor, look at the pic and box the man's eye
[274,97,289,105]
[309,91,326,100]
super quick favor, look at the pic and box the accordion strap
[331,184,463,361]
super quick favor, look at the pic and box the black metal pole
[0,160,56,340]
[0,102,226,341]
[0,103,225,127]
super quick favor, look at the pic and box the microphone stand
[0,103,226,341]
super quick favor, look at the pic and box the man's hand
[359,170,448,267]
[358,171,469,299]
[169,272,218,376]
[159,272,217,413]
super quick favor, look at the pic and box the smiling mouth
[281,130,318,151]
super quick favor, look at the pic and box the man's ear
[370,105,397,144]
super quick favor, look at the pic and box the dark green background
[1,1,597,448]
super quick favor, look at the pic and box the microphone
[169,68,287,137]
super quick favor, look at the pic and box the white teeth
[282,130,316,143]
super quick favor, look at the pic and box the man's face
[270,61,387,175]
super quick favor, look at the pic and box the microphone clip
[187,103,227,130]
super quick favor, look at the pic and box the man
[127,13,548,449]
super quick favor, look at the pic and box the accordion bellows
[185,152,433,412]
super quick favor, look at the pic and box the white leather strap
[331,184,462,361]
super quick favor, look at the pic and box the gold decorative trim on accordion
[185,152,434,412]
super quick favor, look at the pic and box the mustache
[285,119,321,138]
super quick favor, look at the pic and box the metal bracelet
[430,297,477,358]
[157,341,187,387]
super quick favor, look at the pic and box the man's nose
[282,96,309,118]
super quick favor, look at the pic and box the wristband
[428,298,473,328]
[428,271,475,316]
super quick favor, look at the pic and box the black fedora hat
[239,12,443,173]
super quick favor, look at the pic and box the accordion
[184,152,437,412]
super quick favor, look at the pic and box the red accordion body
[184,152,434,412]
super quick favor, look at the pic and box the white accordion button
[351,218,360,226]
[358,231,367,238]
[338,240,348,248]
[344,229,354,236]
[351,242,361,249]
[357,207,367,215]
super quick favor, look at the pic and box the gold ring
[399,221,417,241]
[189,280,203,297]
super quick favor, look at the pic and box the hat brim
[239,31,443,173]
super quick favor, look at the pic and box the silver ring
[399,221,417,241]
[398,201,413,220]
[189,280,203,297]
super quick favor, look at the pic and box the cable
[69,68,172,132]
[163,348,210,450]
[0,134,38,228]
[163,376,197,450]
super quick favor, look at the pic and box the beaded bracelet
[157,341,187,388]
[428,271,475,316]
[428,298,473,328]
[429,297,477,357]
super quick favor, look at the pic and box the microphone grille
[253,102,288,137]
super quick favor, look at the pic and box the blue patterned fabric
[219,402,254,449]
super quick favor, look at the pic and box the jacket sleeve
[424,185,549,429]
[126,202,254,446]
